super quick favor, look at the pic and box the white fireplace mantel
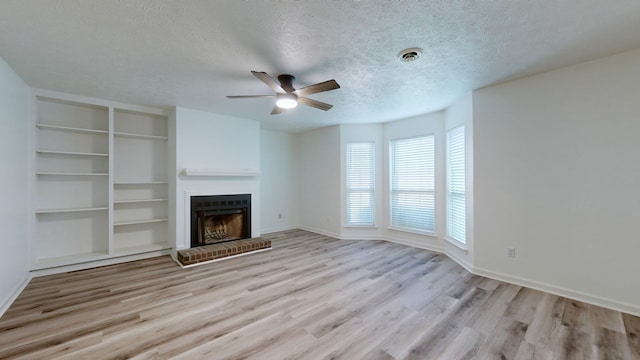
[182,168,260,177]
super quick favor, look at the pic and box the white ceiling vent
[397,47,423,62]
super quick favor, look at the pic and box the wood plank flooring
[1,229,639,359]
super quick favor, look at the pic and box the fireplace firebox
[191,194,251,248]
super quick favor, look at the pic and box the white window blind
[390,135,435,232]
[447,125,465,243]
[346,142,375,225]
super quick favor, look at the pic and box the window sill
[344,225,378,229]
[444,236,468,251]
[387,226,437,238]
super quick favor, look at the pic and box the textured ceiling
[1,1,640,132]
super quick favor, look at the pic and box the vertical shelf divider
[108,106,115,256]
[28,91,38,268]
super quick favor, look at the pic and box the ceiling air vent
[397,47,423,62]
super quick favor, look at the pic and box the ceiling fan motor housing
[277,74,296,92]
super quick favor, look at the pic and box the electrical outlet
[507,248,516,258]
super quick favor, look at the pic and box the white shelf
[114,218,169,226]
[114,131,168,140]
[37,172,108,176]
[36,207,108,214]
[36,123,108,135]
[182,168,260,177]
[113,243,172,256]
[114,198,168,204]
[37,149,109,157]
[114,181,168,185]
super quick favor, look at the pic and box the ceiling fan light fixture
[276,93,298,109]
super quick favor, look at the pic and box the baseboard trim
[472,266,640,317]
[298,226,342,240]
[30,250,172,277]
[0,273,32,318]
[260,225,298,235]
[381,235,443,254]
[444,248,474,274]
[338,234,384,241]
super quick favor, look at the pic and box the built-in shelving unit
[112,109,170,256]
[31,92,171,271]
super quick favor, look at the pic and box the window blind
[447,125,465,243]
[390,135,435,232]
[346,142,375,225]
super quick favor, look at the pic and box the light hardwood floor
[1,229,638,359]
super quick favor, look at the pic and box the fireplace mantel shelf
[182,168,260,177]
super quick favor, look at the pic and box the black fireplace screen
[191,194,251,248]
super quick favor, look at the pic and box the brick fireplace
[177,193,269,267]
[190,194,251,248]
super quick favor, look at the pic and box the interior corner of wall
[444,245,474,274]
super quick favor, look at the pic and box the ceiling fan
[227,71,340,115]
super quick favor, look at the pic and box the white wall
[174,107,261,250]
[298,125,341,237]
[260,129,299,233]
[444,93,474,269]
[0,56,30,315]
[473,48,640,314]
[382,113,445,252]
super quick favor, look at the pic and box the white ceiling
[1,1,640,133]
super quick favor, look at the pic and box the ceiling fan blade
[298,97,333,111]
[227,95,275,99]
[294,79,340,96]
[251,71,285,93]
[270,106,285,115]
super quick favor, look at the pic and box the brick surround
[176,237,271,266]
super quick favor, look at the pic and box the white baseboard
[298,225,342,240]
[382,234,443,254]
[30,250,172,277]
[0,273,32,318]
[472,266,640,317]
[444,248,474,274]
[338,234,384,241]
[260,225,298,235]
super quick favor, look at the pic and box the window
[390,135,435,232]
[346,142,375,225]
[447,125,465,243]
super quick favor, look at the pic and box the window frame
[388,134,436,235]
[446,124,466,247]
[345,141,376,226]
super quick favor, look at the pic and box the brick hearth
[177,237,271,266]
